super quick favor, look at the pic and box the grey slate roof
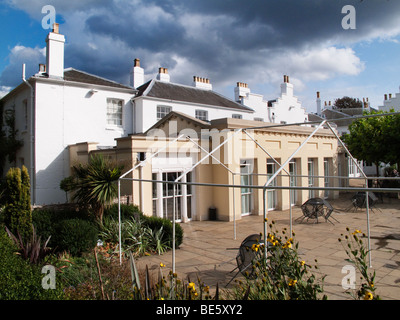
[136,80,254,112]
[63,68,133,90]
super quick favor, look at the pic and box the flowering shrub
[132,263,214,300]
[338,228,380,300]
[227,220,327,300]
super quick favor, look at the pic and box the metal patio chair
[350,192,380,212]
[296,197,338,224]
[226,234,264,286]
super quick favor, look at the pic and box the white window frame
[106,98,124,127]
[157,105,172,121]
[232,114,242,119]
[254,117,264,122]
[195,109,208,121]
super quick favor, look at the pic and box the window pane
[107,99,123,126]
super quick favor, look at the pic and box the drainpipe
[22,64,36,205]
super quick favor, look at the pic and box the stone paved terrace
[136,192,400,300]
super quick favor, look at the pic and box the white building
[234,75,309,124]
[0,25,269,205]
[130,61,264,133]
[1,24,136,204]
[379,88,400,112]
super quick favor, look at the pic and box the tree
[3,166,32,240]
[334,96,363,109]
[343,110,400,176]
[65,155,124,223]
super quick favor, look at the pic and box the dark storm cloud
[2,0,400,89]
[79,0,400,75]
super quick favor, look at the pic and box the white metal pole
[172,183,176,274]
[233,173,236,240]
[263,187,268,263]
[118,180,122,264]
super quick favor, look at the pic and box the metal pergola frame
[118,113,400,272]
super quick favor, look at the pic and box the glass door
[162,172,182,221]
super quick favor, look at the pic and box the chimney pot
[384,94,387,100]
[283,75,287,83]
[389,93,392,99]
[317,91,320,99]
[39,63,46,73]
[134,58,140,67]
[52,23,59,34]
[287,75,289,83]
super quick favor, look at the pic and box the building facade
[70,114,339,222]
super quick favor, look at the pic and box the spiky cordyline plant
[69,155,124,224]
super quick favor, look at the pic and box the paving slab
[137,192,400,300]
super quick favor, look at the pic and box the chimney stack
[316,91,321,114]
[281,74,293,96]
[193,75,212,90]
[131,58,144,88]
[157,67,170,82]
[384,94,388,100]
[46,23,65,78]
[234,81,250,102]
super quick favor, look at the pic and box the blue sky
[1,0,400,113]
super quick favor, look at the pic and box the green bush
[3,166,32,240]
[53,219,98,256]
[32,207,94,251]
[32,208,93,242]
[103,203,142,221]
[0,227,64,299]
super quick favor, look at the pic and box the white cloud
[0,45,45,86]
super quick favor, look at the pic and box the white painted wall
[32,79,134,204]
[134,94,255,133]
[379,90,400,112]
[236,79,308,125]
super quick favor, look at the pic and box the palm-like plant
[69,155,124,223]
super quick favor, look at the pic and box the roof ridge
[141,79,254,112]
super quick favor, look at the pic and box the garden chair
[225,234,264,286]
[350,192,380,212]
[296,198,338,224]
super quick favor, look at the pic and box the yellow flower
[300,260,305,266]
[160,262,166,267]
[251,243,260,252]
[188,282,196,290]
[283,241,292,249]
[364,291,373,300]
[352,229,362,235]
[288,279,297,287]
